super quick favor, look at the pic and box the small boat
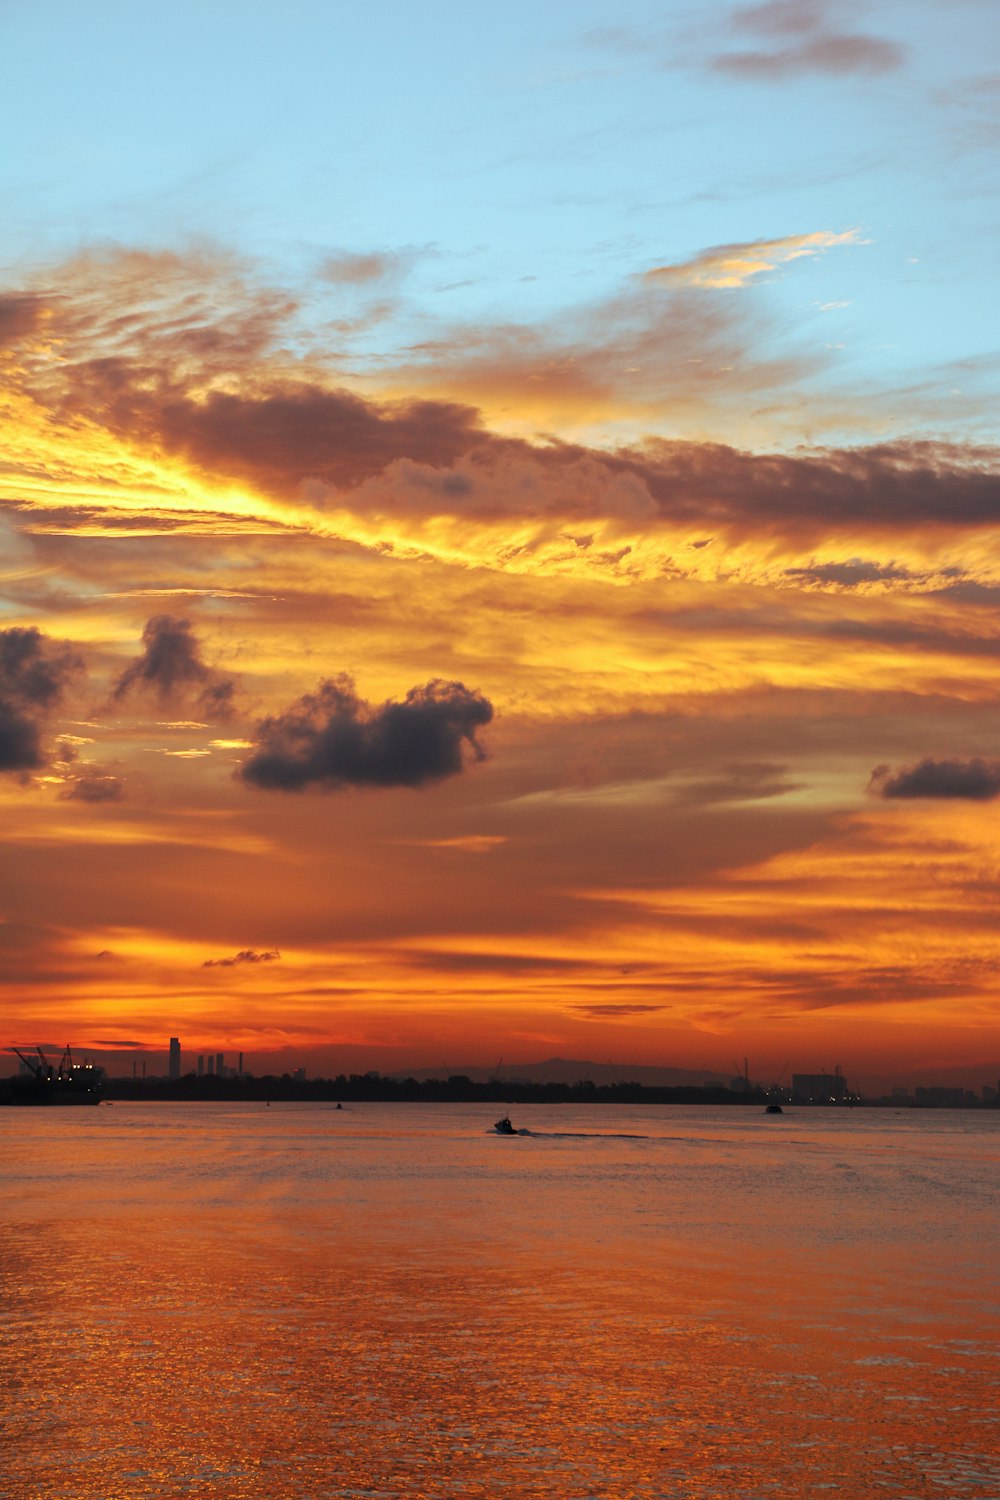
[764,1102,784,1114]
[494,1113,517,1134]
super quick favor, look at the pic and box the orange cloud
[644,230,862,290]
[3,243,1000,1088]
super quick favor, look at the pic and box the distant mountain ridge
[390,1056,734,1088]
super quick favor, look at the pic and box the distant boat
[7,1046,104,1106]
[494,1113,517,1135]
[764,1103,784,1115]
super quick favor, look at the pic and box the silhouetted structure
[792,1069,849,1103]
[915,1086,969,1108]
[6,1046,104,1105]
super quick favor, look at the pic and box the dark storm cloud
[868,758,1000,801]
[112,616,236,721]
[240,675,493,792]
[0,627,83,773]
[0,628,78,708]
[711,0,905,79]
[0,703,43,772]
[202,949,281,967]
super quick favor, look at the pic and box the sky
[2,0,999,1092]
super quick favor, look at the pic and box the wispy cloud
[586,2,905,85]
[711,1,906,80]
[572,1003,670,1016]
[401,835,509,854]
[644,230,862,289]
[317,247,427,286]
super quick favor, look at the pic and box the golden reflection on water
[2,1103,999,1498]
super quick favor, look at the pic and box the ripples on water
[2,1103,998,1498]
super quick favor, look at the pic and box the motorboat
[494,1113,517,1134]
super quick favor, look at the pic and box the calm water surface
[2,1102,998,1498]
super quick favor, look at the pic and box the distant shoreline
[4,1075,997,1108]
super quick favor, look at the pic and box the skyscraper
[169,1037,181,1081]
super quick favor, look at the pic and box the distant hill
[390,1056,734,1088]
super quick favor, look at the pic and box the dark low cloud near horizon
[203,949,281,968]
[112,615,237,722]
[572,1003,670,1016]
[59,770,125,803]
[869,757,1000,801]
[240,675,494,792]
[0,626,83,774]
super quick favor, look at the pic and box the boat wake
[505,1129,649,1140]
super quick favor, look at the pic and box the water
[2,1102,998,1498]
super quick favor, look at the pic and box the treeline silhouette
[104,1073,758,1105]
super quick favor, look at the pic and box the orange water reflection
[2,1103,998,1498]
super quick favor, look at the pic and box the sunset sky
[2,0,999,1091]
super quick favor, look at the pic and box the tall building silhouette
[169,1037,181,1081]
